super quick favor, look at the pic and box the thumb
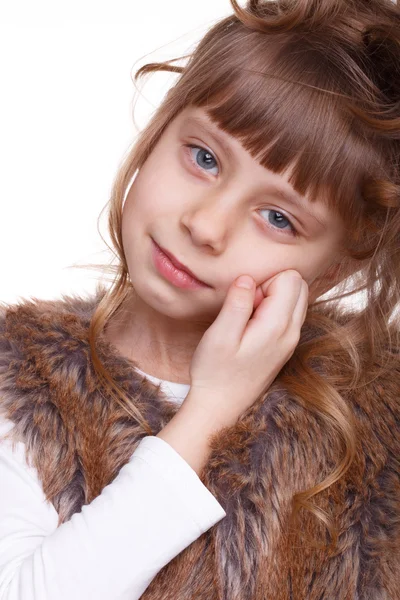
[210,275,255,347]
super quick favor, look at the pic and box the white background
[0,1,232,304]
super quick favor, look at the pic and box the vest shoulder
[0,285,107,327]
[0,285,109,412]
[0,285,108,341]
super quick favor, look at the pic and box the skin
[105,105,347,384]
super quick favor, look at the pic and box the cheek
[125,167,187,219]
[297,244,339,286]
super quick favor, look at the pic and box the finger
[292,279,310,323]
[291,280,309,327]
[209,275,255,348]
[254,269,299,309]
[254,285,264,310]
[258,272,285,299]
[244,271,303,346]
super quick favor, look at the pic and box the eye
[258,208,299,238]
[184,144,220,176]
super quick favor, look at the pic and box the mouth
[151,238,211,287]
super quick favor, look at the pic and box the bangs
[184,21,385,231]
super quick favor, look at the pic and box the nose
[181,189,243,252]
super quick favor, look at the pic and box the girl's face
[122,105,347,324]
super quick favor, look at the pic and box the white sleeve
[0,419,226,600]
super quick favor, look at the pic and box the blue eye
[259,209,299,237]
[185,145,219,176]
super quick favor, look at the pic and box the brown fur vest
[0,287,399,599]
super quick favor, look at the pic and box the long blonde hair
[80,0,400,551]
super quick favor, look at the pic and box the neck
[103,288,203,384]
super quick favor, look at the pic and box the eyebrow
[182,115,236,163]
[181,115,328,231]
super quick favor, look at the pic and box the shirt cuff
[132,435,227,531]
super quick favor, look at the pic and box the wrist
[156,397,226,475]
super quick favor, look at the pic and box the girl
[1,0,399,598]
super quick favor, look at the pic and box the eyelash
[184,144,300,238]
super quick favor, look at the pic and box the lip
[151,238,211,287]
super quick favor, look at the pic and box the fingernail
[236,275,253,289]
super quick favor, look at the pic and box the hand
[187,270,309,429]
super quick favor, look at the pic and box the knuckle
[286,328,301,348]
[268,321,287,338]
[286,269,302,281]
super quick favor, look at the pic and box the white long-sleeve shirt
[0,367,227,600]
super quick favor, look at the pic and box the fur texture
[0,288,399,599]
